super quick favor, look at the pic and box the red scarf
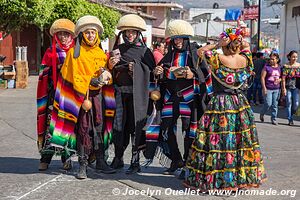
[51,33,74,89]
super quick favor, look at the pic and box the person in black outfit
[108,14,156,174]
[153,20,206,175]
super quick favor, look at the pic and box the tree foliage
[0,0,121,39]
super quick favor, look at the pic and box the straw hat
[75,15,104,37]
[50,19,75,36]
[165,19,194,38]
[117,14,146,31]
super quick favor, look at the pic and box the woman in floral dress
[183,28,266,191]
[282,50,300,125]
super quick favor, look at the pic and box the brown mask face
[110,49,121,60]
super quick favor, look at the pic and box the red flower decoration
[225,73,235,85]
[210,134,220,145]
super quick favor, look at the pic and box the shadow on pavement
[0,157,75,175]
[0,156,185,190]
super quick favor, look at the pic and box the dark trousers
[161,96,195,163]
[114,93,135,158]
[247,79,264,103]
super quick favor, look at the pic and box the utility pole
[206,19,209,42]
[257,0,261,51]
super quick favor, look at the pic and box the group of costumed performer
[37,15,116,179]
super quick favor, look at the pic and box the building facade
[115,0,184,42]
[279,0,300,63]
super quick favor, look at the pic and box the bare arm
[241,40,250,51]
[261,68,267,95]
[282,76,286,96]
[197,44,218,58]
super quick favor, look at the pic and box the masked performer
[108,14,156,174]
[152,20,206,175]
[49,15,116,179]
[37,19,75,171]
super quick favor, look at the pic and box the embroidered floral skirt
[184,93,266,191]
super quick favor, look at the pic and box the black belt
[215,88,243,95]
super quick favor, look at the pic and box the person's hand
[274,78,281,85]
[218,37,231,47]
[262,87,267,96]
[186,67,194,79]
[128,62,134,72]
[154,64,164,75]
[282,88,287,96]
[108,57,119,69]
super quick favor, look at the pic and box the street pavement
[0,76,299,200]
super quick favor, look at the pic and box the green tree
[0,0,29,38]
[0,0,121,39]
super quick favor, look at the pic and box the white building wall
[189,8,235,40]
[143,23,152,48]
[280,0,300,63]
[189,8,226,21]
[192,21,234,38]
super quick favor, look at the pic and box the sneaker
[271,120,278,125]
[259,114,264,122]
[288,120,294,126]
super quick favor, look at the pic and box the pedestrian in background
[36,19,75,171]
[260,52,282,125]
[152,41,165,65]
[282,50,300,125]
[252,52,266,104]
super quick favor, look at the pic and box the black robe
[112,43,156,150]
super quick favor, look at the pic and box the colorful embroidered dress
[282,63,300,89]
[184,49,266,191]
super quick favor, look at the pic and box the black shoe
[125,164,141,174]
[260,114,264,122]
[96,159,116,174]
[110,157,124,169]
[76,163,87,179]
[288,120,294,126]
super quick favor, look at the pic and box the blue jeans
[260,89,280,121]
[253,79,264,103]
[286,88,299,121]
[247,79,264,103]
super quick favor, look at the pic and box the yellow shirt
[60,42,109,95]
